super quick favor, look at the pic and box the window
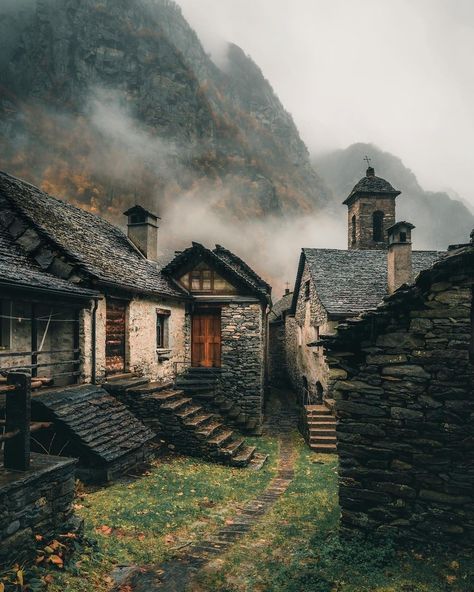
[400,231,407,243]
[297,325,303,347]
[351,214,357,245]
[179,263,236,293]
[373,211,385,242]
[304,280,310,300]
[0,300,11,351]
[156,309,171,349]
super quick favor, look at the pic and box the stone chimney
[123,205,160,261]
[387,221,415,294]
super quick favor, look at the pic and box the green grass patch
[44,436,278,592]
[196,433,474,592]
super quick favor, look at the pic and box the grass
[194,433,474,592]
[45,435,278,592]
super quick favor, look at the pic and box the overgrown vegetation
[0,436,277,592]
[195,437,474,592]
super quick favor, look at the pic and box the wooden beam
[4,372,31,471]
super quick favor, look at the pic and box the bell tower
[343,160,401,250]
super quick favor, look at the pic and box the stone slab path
[112,434,296,592]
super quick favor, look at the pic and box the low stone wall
[0,454,77,568]
[324,248,474,546]
[220,303,265,432]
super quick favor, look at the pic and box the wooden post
[4,372,31,471]
[31,303,38,379]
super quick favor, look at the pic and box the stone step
[310,443,337,453]
[186,367,223,374]
[160,397,192,412]
[127,381,174,395]
[176,383,218,393]
[310,435,337,444]
[183,413,215,430]
[306,405,332,416]
[309,428,336,437]
[308,418,336,425]
[207,429,234,448]
[175,404,202,420]
[148,390,183,402]
[247,452,268,471]
[232,445,256,467]
[196,420,223,438]
[104,376,148,392]
[220,438,245,458]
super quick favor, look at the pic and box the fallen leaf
[49,554,64,568]
[138,533,146,541]
[35,534,43,542]
[43,574,54,584]
[16,570,24,586]
[96,525,113,536]
[225,519,234,526]
[446,575,457,585]
[450,560,460,570]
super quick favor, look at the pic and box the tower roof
[343,167,401,205]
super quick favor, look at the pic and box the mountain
[314,143,474,250]
[0,0,330,223]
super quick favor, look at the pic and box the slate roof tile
[0,171,187,298]
[269,291,293,322]
[0,223,97,297]
[34,384,155,464]
[301,248,443,316]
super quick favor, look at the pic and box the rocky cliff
[314,143,474,250]
[0,0,330,222]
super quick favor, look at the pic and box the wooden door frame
[105,297,128,376]
[191,307,222,368]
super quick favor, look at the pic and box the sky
[177,0,474,207]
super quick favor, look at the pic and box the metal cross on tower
[364,155,372,167]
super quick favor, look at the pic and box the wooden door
[192,311,221,368]
[106,299,127,374]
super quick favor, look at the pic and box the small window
[400,232,407,243]
[156,310,170,349]
[304,280,310,300]
[373,211,385,242]
[351,214,357,245]
[0,300,12,351]
[297,325,303,347]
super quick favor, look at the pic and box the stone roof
[163,242,272,304]
[343,167,401,205]
[292,248,443,317]
[34,384,155,464]
[0,171,187,299]
[269,292,293,322]
[0,223,97,298]
[321,241,474,351]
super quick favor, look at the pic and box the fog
[177,0,474,206]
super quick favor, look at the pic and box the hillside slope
[314,143,474,250]
[0,0,330,221]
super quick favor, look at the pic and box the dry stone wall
[220,302,265,432]
[324,244,474,545]
[0,454,77,568]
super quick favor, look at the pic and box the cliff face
[314,143,474,250]
[0,0,330,221]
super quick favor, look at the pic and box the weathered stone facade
[323,242,474,544]
[268,322,287,385]
[347,196,396,250]
[0,454,77,568]
[79,295,188,384]
[220,302,265,432]
[286,261,338,404]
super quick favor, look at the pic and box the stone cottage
[271,166,442,450]
[277,166,441,404]
[322,231,474,545]
[0,171,271,473]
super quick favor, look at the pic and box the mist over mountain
[314,143,474,251]
[0,0,330,223]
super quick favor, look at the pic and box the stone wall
[220,302,265,432]
[0,454,77,568]
[324,244,474,545]
[347,196,396,250]
[80,295,188,383]
[286,261,338,404]
[268,321,288,385]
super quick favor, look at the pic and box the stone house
[274,166,441,407]
[0,171,271,469]
[321,231,474,545]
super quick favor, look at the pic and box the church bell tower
[343,160,401,250]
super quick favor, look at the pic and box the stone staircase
[304,403,337,454]
[104,374,262,468]
[175,368,257,434]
